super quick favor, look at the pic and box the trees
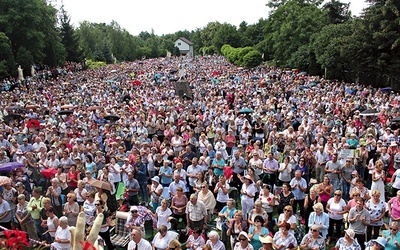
[0,0,65,76]
[59,6,80,62]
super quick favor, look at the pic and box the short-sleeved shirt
[273,231,298,249]
[327,198,347,220]
[389,196,400,219]
[335,237,361,250]
[186,200,207,222]
[125,178,140,196]
[366,199,385,226]
[289,177,307,200]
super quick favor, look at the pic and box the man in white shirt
[127,229,151,250]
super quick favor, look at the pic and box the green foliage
[0,32,15,78]
[323,0,351,24]
[221,44,262,68]
[85,59,106,69]
[59,7,80,62]
[0,0,65,75]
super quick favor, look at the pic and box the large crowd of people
[0,55,400,250]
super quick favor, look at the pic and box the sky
[59,0,369,36]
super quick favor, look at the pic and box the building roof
[177,37,194,45]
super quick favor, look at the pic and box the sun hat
[345,229,355,240]
[243,175,253,182]
[151,176,160,184]
[130,206,138,212]
[351,170,358,175]
[237,231,250,241]
[259,235,273,244]
[372,237,387,248]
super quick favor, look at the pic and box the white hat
[391,141,398,147]
[345,229,355,240]
[372,237,387,248]
[259,235,273,244]
[130,206,138,212]
[16,150,23,155]
[237,231,250,241]
[151,176,160,184]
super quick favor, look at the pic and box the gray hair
[51,178,59,183]
[59,216,68,224]
[208,230,220,240]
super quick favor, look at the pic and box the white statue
[17,65,24,81]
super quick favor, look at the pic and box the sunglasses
[312,229,318,232]
[353,194,359,197]
[201,186,206,188]
[390,228,398,231]
[95,204,101,206]
[334,193,341,196]
[284,209,292,212]
[255,221,261,223]
[239,238,247,241]
[131,211,138,213]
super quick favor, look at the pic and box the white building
[174,37,194,57]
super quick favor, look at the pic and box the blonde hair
[168,239,181,250]
[371,190,381,197]
[313,202,324,212]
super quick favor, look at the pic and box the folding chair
[110,211,131,249]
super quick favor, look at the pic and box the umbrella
[360,109,379,116]
[131,80,142,86]
[233,76,242,83]
[238,108,254,114]
[87,106,101,111]
[25,104,40,109]
[58,110,73,116]
[0,162,24,171]
[3,114,23,123]
[381,87,392,92]
[26,119,41,129]
[211,71,220,77]
[60,104,75,109]
[41,168,57,179]
[6,106,21,111]
[104,115,120,122]
[88,179,112,191]
[0,176,11,186]
[392,116,400,122]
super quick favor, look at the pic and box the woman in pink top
[318,176,332,210]
[388,190,400,221]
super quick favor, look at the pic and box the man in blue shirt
[290,170,307,217]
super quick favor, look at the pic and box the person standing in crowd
[27,188,44,239]
[325,154,341,192]
[230,150,247,189]
[16,194,39,241]
[241,175,257,221]
[262,152,279,186]
[341,157,356,201]
[326,190,347,244]
[299,224,325,250]
[124,171,140,205]
[0,194,12,230]
[290,170,307,217]
[186,193,207,231]
[366,190,385,241]
[334,228,361,250]
[348,198,370,250]
[382,221,400,250]
[315,146,329,183]
[127,228,152,250]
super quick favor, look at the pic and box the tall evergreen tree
[59,6,80,62]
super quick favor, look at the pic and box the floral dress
[335,237,361,250]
